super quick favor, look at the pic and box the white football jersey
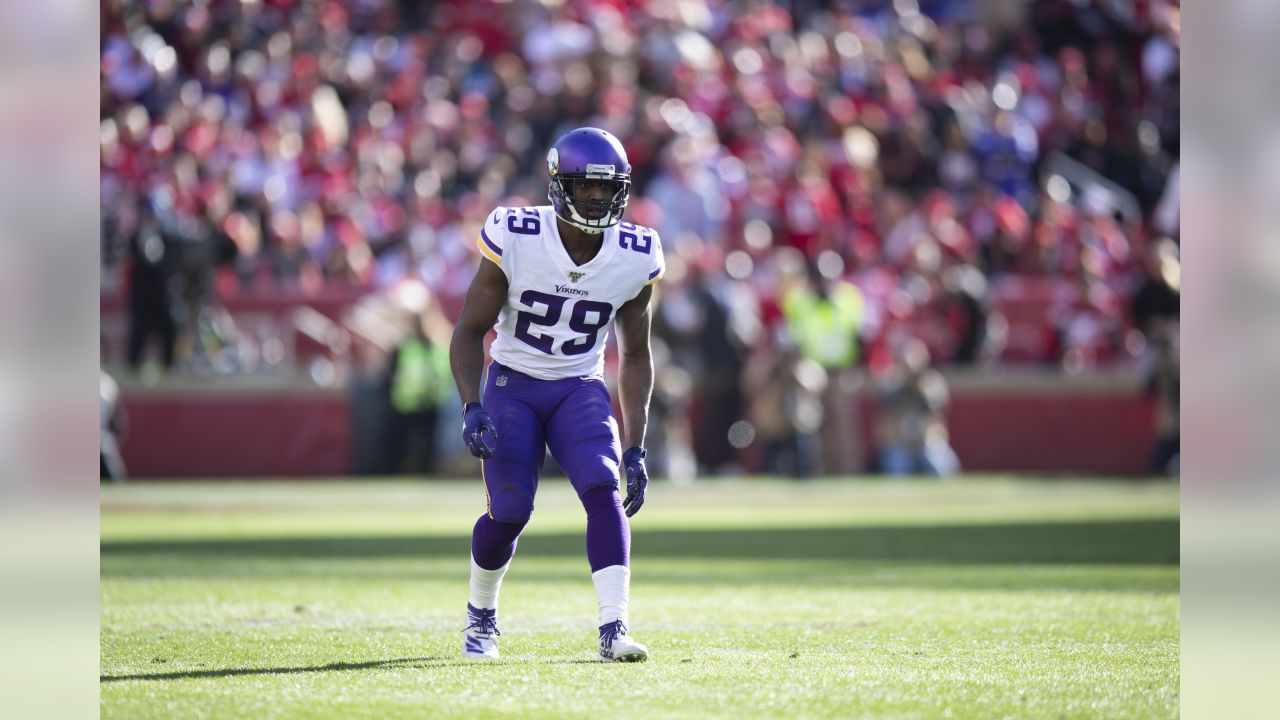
[477,205,664,380]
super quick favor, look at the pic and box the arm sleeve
[476,208,507,271]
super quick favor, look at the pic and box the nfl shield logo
[496,374,508,387]
[568,271,585,283]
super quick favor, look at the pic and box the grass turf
[101,477,1179,719]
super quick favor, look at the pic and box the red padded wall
[120,392,350,478]
[117,385,1155,478]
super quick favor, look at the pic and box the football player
[450,127,663,662]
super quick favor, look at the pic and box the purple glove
[621,446,648,517]
[462,402,499,459]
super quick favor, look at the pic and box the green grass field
[101,477,1179,719]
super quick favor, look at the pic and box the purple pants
[480,362,622,523]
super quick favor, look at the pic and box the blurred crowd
[100,0,1180,476]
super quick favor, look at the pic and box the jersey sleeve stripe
[480,228,503,257]
[476,233,502,264]
[647,268,661,280]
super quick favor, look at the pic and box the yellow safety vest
[392,338,450,413]
[783,283,865,368]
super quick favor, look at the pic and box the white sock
[591,564,630,627]
[469,556,510,611]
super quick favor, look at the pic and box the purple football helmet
[547,127,631,234]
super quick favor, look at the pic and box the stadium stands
[100,0,1180,476]
[101,0,1179,375]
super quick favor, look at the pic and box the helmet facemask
[549,174,631,235]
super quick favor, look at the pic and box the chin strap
[566,204,609,234]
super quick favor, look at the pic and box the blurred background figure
[646,137,728,252]
[742,328,826,478]
[939,264,997,366]
[100,371,127,481]
[385,308,452,475]
[654,246,752,476]
[169,199,240,374]
[782,260,866,475]
[1133,236,1179,476]
[688,253,748,475]
[876,339,959,478]
[645,256,699,484]
[125,202,177,373]
[1132,236,1181,346]
[1146,325,1179,476]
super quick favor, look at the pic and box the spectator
[1145,325,1179,476]
[644,136,729,250]
[385,309,453,475]
[1131,236,1180,342]
[126,203,178,372]
[939,263,994,365]
[779,158,842,258]
[742,329,826,478]
[876,339,959,478]
[680,250,748,474]
[782,261,866,474]
[167,201,240,371]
